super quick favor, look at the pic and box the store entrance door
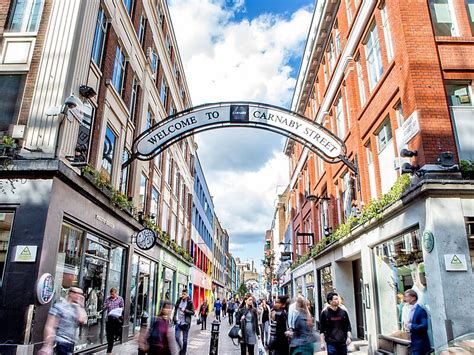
[352,259,365,339]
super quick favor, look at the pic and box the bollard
[209,320,220,355]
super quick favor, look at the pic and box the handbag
[228,324,241,339]
[197,316,202,325]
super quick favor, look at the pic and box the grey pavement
[93,313,367,354]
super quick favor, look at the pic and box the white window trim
[365,23,383,91]
[356,55,366,106]
[7,0,45,33]
[381,5,394,62]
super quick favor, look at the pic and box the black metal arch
[124,101,357,173]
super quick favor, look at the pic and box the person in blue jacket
[214,298,222,321]
[403,289,432,355]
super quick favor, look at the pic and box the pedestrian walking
[147,301,174,355]
[39,287,88,355]
[104,287,124,355]
[258,299,271,347]
[214,298,222,321]
[173,289,195,355]
[222,298,228,318]
[199,299,209,330]
[227,298,236,325]
[403,289,431,355]
[239,295,260,355]
[289,296,317,355]
[320,292,352,355]
[267,295,289,355]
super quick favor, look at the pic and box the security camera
[64,95,81,109]
[400,148,417,158]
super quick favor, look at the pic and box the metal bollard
[209,320,220,355]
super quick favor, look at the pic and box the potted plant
[0,135,17,157]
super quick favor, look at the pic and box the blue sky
[169,0,314,266]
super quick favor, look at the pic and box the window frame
[364,22,384,91]
[0,211,15,287]
[381,4,394,62]
[111,46,127,95]
[376,117,393,153]
[7,0,45,33]
[91,7,108,67]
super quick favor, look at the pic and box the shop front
[189,266,211,308]
[159,248,191,306]
[291,261,316,317]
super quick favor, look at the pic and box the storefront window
[161,267,175,304]
[305,273,315,317]
[317,265,333,312]
[129,254,157,333]
[0,211,14,286]
[54,223,124,352]
[374,230,429,340]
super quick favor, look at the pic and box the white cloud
[168,0,312,256]
[169,0,312,106]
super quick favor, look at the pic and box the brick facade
[288,0,473,257]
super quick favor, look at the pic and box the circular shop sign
[136,228,157,250]
[37,273,55,305]
[422,231,435,253]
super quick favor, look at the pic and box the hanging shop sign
[136,228,157,250]
[126,102,356,172]
[37,273,55,305]
[13,245,38,262]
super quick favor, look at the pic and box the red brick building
[285,0,474,352]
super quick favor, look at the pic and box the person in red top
[148,301,174,355]
[320,292,352,355]
[199,299,209,330]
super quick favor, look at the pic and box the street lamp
[305,194,331,203]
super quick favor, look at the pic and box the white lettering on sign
[444,254,467,271]
[134,103,345,161]
[402,111,420,144]
[14,245,38,262]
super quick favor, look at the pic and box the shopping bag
[197,316,202,325]
[257,338,265,355]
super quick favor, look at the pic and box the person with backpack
[173,289,195,355]
[214,298,222,321]
[227,298,236,325]
[147,301,174,355]
[199,299,209,330]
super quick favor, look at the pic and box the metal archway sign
[125,102,356,172]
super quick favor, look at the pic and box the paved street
[93,313,370,354]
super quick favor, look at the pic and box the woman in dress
[239,295,260,355]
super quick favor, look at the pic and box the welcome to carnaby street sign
[126,102,355,172]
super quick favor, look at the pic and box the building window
[160,77,169,106]
[366,141,377,199]
[0,74,26,129]
[165,154,172,185]
[139,174,148,212]
[112,46,126,95]
[101,126,117,180]
[54,222,124,351]
[146,109,154,130]
[165,34,172,57]
[138,15,146,49]
[429,0,457,36]
[446,82,472,106]
[169,102,176,117]
[151,187,160,223]
[374,230,430,342]
[466,217,474,270]
[175,171,180,196]
[356,55,366,106]
[465,0,474,35]
[0,212,14,286]
[129,78,139,124]
[381,4,394,62]
[365,22,383,91]
[123,0,134,15]
[376,118,393,152]
[328,39,336,70]
[346,0,353,23]
[161,203,169,231]
[335,23,341,56]
[395,101,405,126]
[120,150,130,194]
[317,265,333,312]
[335,94,346,139]
[91,8,107,67]
[7,0,44,32]
[149,47,158,78]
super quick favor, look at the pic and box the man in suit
[404,289,431,355]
